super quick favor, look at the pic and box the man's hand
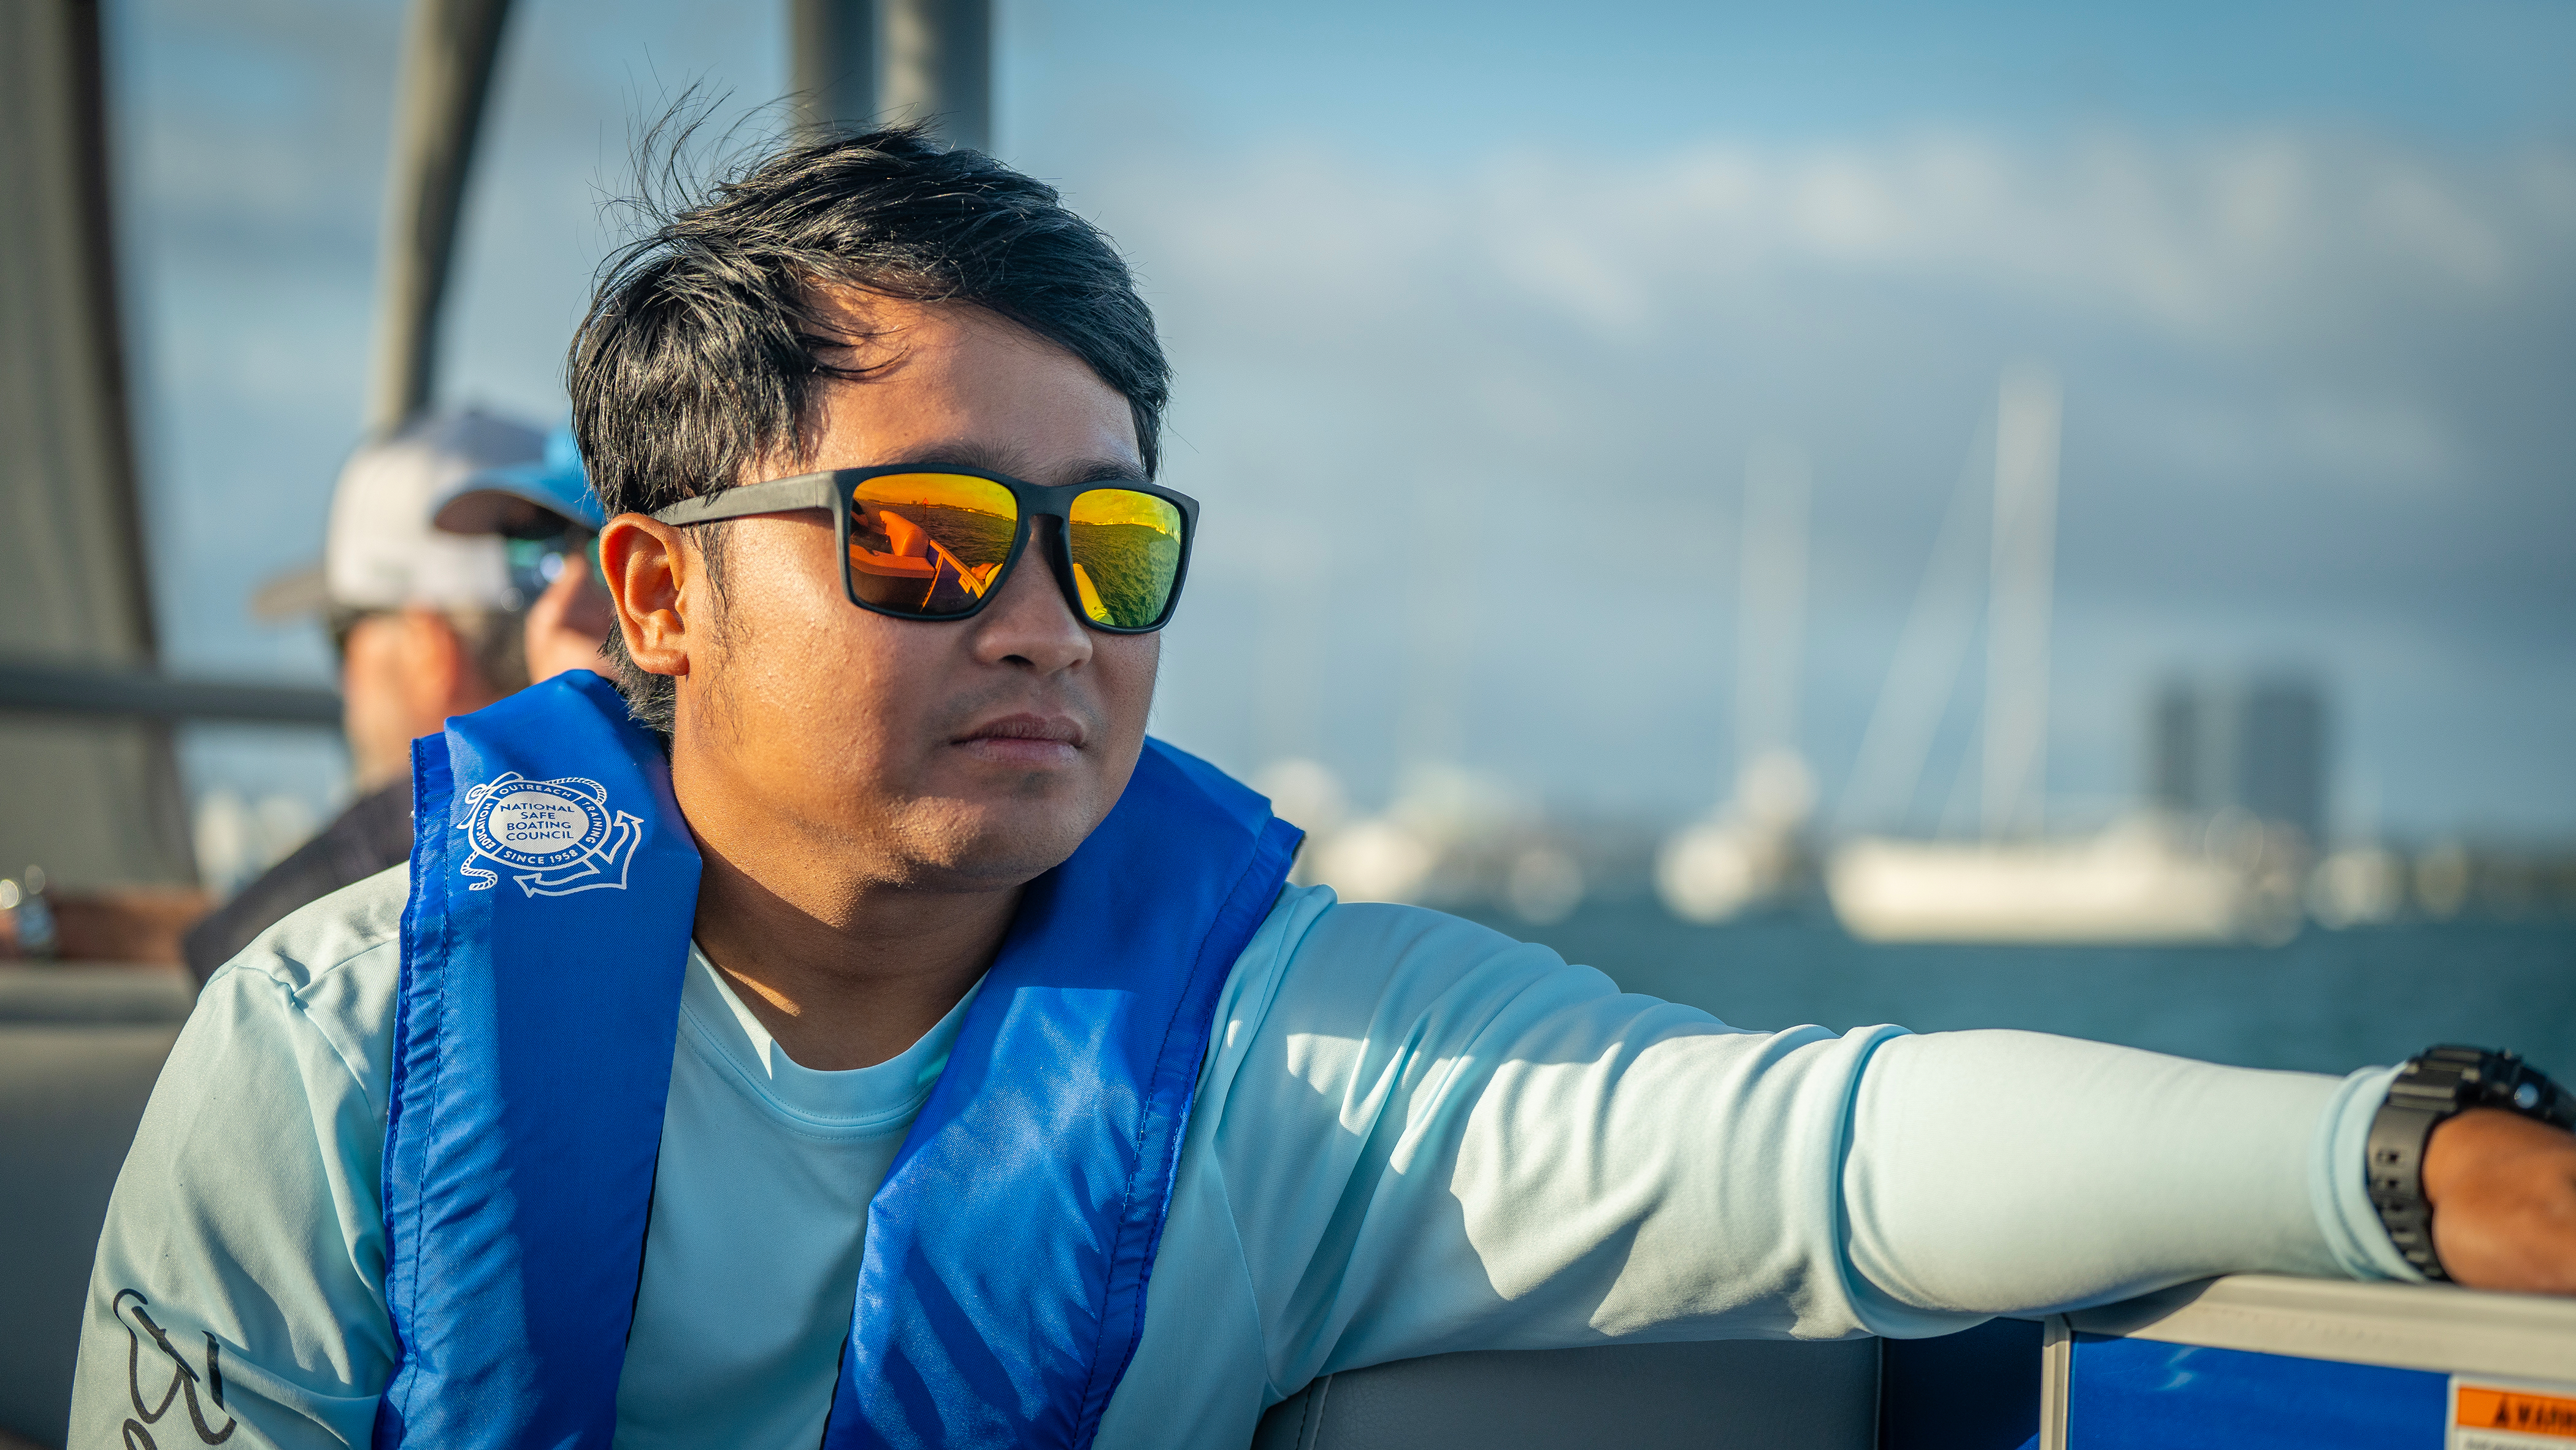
[1,886,207,964]
[524,544,617,685]
[2423,1107,2576,1294]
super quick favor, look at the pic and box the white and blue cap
[319,409,545,612]
[431,423,607,538]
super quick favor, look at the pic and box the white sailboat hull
[1828,828,2299,945]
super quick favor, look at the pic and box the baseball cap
[431,422,607,538]
[319,409,547,613]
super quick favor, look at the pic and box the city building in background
[2149,674,2327,852]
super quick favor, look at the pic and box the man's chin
[885,737,1141,886]
[900,796,1104,890]
[927,745,1100,808]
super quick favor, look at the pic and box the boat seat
[1251,1318,2043,1450]
[0,967,191,1449]
[1252,1338,1880,1449]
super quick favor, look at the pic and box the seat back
[1251,1318,2045,1450]
[1252,1338,1882,1450]
[0,967,191,1449]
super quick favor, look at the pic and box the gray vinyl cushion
[0,965,194,1024]
[0,1024,179,1448]
[1252,1338,1882,1450]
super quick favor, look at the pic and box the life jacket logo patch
[458,772,643,897]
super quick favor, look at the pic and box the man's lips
[952,712,1086,765]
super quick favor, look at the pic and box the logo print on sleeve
[112,1289,235,1446]
[456,771,642,897]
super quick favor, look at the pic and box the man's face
[641,294,1159,894]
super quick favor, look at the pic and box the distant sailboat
[1823,369,2301,945]
[1657,440,1816,924]
[1830,816,2301,945]
[1285,475,1586,922]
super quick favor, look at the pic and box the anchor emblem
[458,772,642,897]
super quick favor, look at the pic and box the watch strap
[2366,1045,2575,1281]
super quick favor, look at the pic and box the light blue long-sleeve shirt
[72,866,2409,1448]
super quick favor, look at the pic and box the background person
[0,872,205,965]
[432,421,617,684]
[1,410,550,973]
[175,409,545,980]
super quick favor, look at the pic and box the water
[1461,903,2576,1078]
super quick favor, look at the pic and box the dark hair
[568,121,1171,732]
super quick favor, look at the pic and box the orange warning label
[2459,1387,2576,1441]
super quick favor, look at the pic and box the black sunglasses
[500,528,605,609]
[650,466,1198,633]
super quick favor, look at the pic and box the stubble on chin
[853,783,1094,892]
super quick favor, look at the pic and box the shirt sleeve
[69,938,401,1450]
[1198,890,2407,1388]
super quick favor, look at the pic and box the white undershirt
[614,952,978,1448]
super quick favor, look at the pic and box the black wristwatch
[2366,1045,2576,1281]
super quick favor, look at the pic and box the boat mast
[1980,366,2060,842]
[1735,439,1811,819]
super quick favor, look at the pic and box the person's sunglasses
[501,527,605,610]
[648,466,1198,633]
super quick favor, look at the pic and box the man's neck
[685,838,1018,1072]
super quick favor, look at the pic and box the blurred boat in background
[1830,813,2304,945]
[1270,758,1592,925]
[1820,367,2306,945]
[1656,440,1817,925]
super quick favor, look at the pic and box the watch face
[2406,1046,2575,1129]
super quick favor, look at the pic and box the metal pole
[0,660,341,729]
[878,0,991,152]
[791,0,878,139]
[366,0,515,434]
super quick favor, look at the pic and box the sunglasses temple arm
[648,473,841,527]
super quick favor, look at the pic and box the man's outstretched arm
[1197,891,2576,1391]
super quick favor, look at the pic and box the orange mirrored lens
[846,474,1019,616]
[1066,489,1184,628]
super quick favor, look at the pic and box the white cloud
[1117,128,2573,354]
[1075,128,2575,829]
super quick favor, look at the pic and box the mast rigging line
[1832,418,1993,840]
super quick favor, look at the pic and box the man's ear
[600,513,696,680]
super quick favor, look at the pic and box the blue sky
[1008,0,2576,148]
[111,0,2576,837]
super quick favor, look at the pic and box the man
[431,421,618,685]
[75,127,2576,1449]
[176,410,545,981]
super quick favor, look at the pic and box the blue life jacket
[377,673,1300,1448]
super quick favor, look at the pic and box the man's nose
[968,519,1093,675]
